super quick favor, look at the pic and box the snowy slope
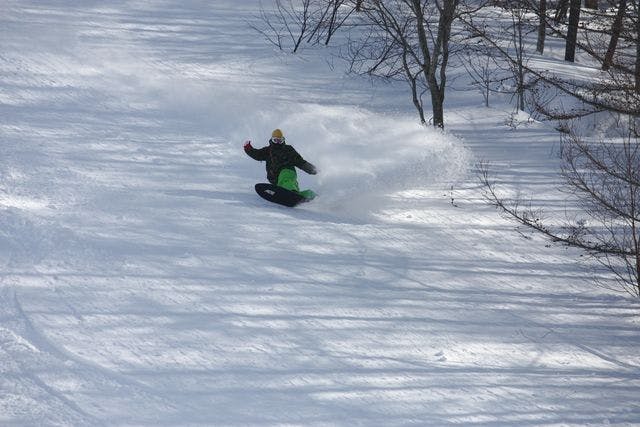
[1,1,639,425]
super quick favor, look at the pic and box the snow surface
[1,1,639,425]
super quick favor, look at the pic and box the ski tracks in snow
[0,285,99,425]
[0,284,193,425]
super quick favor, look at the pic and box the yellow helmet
[271,128,284,139]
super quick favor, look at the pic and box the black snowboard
[255,183,306,207]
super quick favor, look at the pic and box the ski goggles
[271,137,285,144]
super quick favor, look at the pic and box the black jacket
[245,141,317,184]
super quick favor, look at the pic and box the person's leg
[276,168,300,192]
[277,169,316,200]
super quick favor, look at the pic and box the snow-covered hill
[1,1,639,425]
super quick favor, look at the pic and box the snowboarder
[244,128,317,201]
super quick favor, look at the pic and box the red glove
[244,140,252,150]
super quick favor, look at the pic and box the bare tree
[532,0,639,94]
[560,114,640,295]
[603,0,628,71]
[634,0,640,93]
[321,0,348,45]
[460,1,536,112]
[253,0,357,53]
[307,0,358,46]
[537,0,547,53]
[481,112,640,297]
[347,0,463,128]
[253,0,467,128]
[464,0,640,113]
[469,0,640,295]
[252,0,314,52]
[460,45,502,107]
[565,0,582,62]
[477,1,637,117]
[507,1,532,111]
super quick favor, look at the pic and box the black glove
[301,161,317,175]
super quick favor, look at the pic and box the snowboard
[254,183,308,207]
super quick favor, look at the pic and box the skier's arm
[289,147,317,175]
[299,161,317,175]
[244,141,268,161]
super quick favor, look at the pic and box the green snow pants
[277,168,316,200]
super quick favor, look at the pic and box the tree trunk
[565,0,581,62]
[516,10,526,111]
[402,50,426,124]
[413,0,443,127]
[636,5,640,93]
[412,0,456,128]
[603,0,627,71]
[537,0,547,54]
[430,90,445,128]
